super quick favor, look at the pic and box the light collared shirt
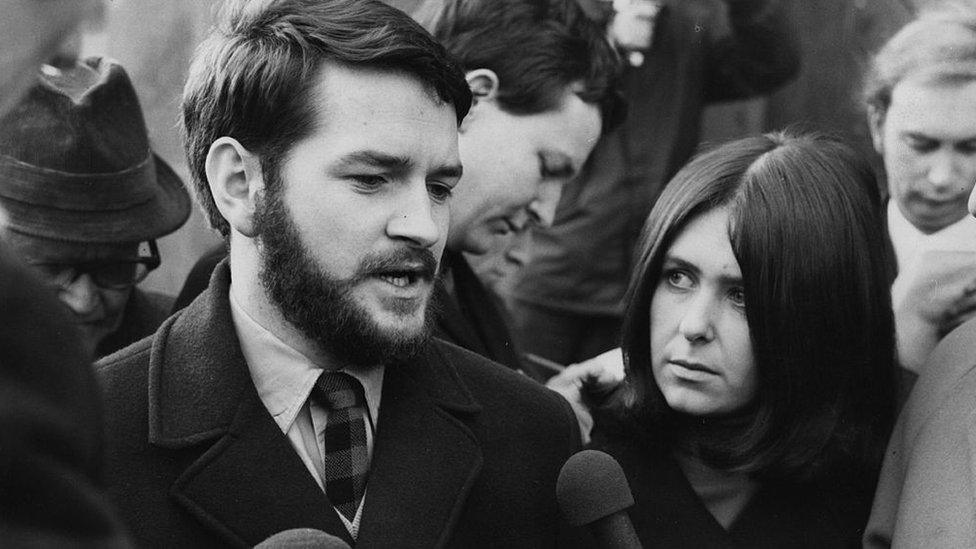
[888,200,976,308]
[228,286,384,540]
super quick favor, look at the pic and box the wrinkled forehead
[4,232,139,263]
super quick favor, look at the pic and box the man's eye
[905,136,938,153]
[351,175,386,188]
[541,164,572,180]
[427,182,453,203]
[956,141,976,155]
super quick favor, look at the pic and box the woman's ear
[461,68,500,132]
[205,137,265,238]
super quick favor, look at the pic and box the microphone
[557,449,643,549]
[254,528,352,549]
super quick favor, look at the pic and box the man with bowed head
[96,0,581,546]
[413,0,622,376]
[863,1,976,373]
[0,57,191,359]
[865,4,976,547]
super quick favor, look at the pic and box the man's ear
[205,137,264,237]
[867,105,886,155]
[460,68,500,132]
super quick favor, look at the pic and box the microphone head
[254,528,351,549]
[557,449,635,527]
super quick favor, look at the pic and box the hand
[895,250,976,371]
[899,252,976,332]
[545,348,625,444]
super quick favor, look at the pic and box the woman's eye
[729,287,746,307]
[427,182,453,203]
[665,270,693,290]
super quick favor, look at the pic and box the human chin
[660,383,741,417]
[352,278,433,337]
[255,193,432,367]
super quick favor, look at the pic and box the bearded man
[95,1,581,547]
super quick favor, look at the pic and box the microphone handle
[590,510,643,549]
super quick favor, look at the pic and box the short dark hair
[864,2,976,116]
[414,0,623,131]
[182,0,471,236]
[610,131,896,483]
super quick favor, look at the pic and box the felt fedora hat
[0,56,190,243]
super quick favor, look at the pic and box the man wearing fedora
[96,0,580,546]
[0,56,191,358]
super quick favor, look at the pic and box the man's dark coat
[432,250,544,379]
[96,262,580,548]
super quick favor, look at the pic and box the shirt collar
[228,284,384,433]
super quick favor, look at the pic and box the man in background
[414,0,622,377]
[862,1,976,373]
[0,57,191,358]
[865,4,976,546]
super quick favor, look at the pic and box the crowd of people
[2,0,976,547]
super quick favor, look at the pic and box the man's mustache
[356,247,438,281]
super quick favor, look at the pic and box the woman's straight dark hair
[609,131,897,484]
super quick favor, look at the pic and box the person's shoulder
[429,338,578,430]
[96,336,152,376]
[95,306,186,396]
[137,288,176,315]
[432,338,561,398]
[904,317,976,427]
[929,315,976,372]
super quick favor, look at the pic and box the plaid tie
[310,372,370,522]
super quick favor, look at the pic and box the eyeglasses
[28,240,161,291]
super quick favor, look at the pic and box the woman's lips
[669,358,719,376]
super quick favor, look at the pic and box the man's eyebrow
[334,150,412,170]
[430,162,463,180]
[334,151,462,179]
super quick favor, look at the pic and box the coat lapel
[356,343,484,548]
[148,262,351,546]
[171,389,353,547]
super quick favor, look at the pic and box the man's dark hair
[414,0,623,131]
[182,0,471,236]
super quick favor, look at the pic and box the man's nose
[386,183,441,247]
[927,151,962,191]
[58,273,102,317]
[526,180,564,228]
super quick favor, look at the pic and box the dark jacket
[96,261,581,548]
[0,243,130,546]
[584,429,873,548]
[96,287,174,358]
[431,250,525,374]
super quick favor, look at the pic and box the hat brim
[0,153,192,244]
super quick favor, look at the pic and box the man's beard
[253,183,438,369]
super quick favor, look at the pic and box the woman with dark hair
[591,131,898,546]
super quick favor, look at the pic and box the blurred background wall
[79,0,922,296]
